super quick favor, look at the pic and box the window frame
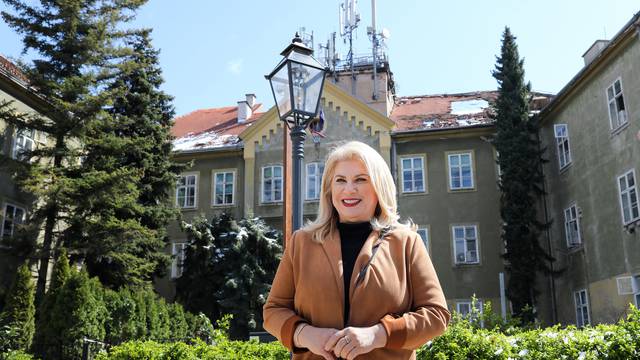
[399,154,427,194]
[417,225,430,254]
[305,162,325,201]
[446,151,476,191]
[261,165,283,204]
[456,299,483,326]
[606,77,627,131]
[564,203,581,248]
[176,172,199,209]
[554,124,572,170]
[451,224,480,265]
[617,169,639,226]
[11,128,36,161]
[171,242,188,279]
[574,288,590,327]
[211,169,236,206]
[1,203,26,238]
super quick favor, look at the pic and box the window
[212,171,235,206]
[262,165,283,203]
[564,204,581,247]
[448,152,474,190]
[12,128,35,161]
[456,299,483,325]
[176,173,197,208]
[400,156,425,193]
[618,170,639,225]
[554,124,572,170]
[417,227,429,252]
[171,242,187,279]
[306,162,324,200]
[452,225,479,264]
[1,204,25,238]
[574,289,590,327]
[606,78,627,130]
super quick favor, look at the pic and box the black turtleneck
[337,221,372,326]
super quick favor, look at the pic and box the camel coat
[263,226,450,359]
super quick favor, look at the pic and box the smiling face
[330,159,379,223]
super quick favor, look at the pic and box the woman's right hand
[296,325,339,360]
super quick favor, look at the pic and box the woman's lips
[341,199,361,207]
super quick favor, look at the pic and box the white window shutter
[616,276,634,295]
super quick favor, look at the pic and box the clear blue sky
[1,1,638,116]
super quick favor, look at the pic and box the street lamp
[266,33,327,231]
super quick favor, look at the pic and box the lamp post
[266,33,327,231]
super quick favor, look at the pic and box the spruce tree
[491,27,554,322]
[0,263,35,352]
[69,29,186,289]
[176,214,282,339]
[0,0,149,301]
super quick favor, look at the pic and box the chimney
[237,100,251,123]
[245,93,256,107]
[582,40,610,66]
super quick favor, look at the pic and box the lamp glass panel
[290,62,324,114]
[269,64,291,118]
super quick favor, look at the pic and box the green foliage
[74,29,186,290]
[32,247,69,355]
[0,0,151,305]
[89,306,640,360]
[176,213,283,339]
[0,263,35,352]
[95,338,290,360]
[32,266,211,358]
[419,305,640,360]
[0,350,35,360]
[491,27,555,322]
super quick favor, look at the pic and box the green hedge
[96,306,640,360]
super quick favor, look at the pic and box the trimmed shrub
[0,263,35,353]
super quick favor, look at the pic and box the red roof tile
[0,54,29,84]
[171,104,263,138]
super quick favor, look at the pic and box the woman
[263,141,449,360]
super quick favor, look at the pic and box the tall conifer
[0,263,35,352]
[491,27,554,322]
[64,29,185,289]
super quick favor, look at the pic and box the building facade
[536,12,640,326]
[161,61,528,321]
[0,55,52,298]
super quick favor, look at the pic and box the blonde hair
[303,141,409,243]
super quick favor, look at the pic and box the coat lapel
[320,230,345,312]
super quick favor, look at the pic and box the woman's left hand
[323,323,387,360]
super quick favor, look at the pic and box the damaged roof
[391,91,498,132]
[171,105,263,153]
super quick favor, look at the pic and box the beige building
[536,12,640,326]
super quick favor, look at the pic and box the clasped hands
[294,323,387,360]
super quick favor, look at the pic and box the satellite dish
[381,28,391,40]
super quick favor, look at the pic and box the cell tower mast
[339,0,360,95]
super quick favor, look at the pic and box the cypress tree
[0,0,148,303]
[33,247,70,356]
[491,27,554,322]
[0,263,35,352]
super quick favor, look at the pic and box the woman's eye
[356,177,367,182]
[335,178,346,183]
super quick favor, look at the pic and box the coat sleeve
[262,230,308,352]
[379,232,451,350]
